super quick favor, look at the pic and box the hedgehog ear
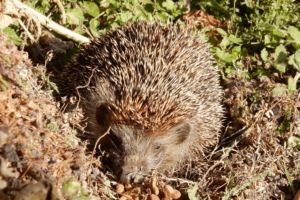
[95,104,110,126]
[172,122,190,144]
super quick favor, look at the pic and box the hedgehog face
[97,116,191,183]
[114,122,191,184]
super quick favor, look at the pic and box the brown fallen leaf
[14,179,61,200]
[149,175,159,195]
[294,189,300,200]
[147,194,160,200]
[116,184,125,194]
[164,185,181,200]
[182,10,227,46]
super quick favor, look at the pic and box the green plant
[277,108,292,135]
[211,0,299,95]
[280,159,295,196]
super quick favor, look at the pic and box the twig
[213,179,229,193]
[18,19,35,42]
[21,163,33,178]
[91,127,111,160]
[54,0,66,25]
[75,67,97,109]
[46,5,57,18]
[88,127,111,179]
[202,161,223,182]
[289,88,300,137]
[10,0,90,44]
[152,0,156,15]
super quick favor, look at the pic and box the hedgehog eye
[154,144,161,150]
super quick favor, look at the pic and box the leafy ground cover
[1,0,300,199]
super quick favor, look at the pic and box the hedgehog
[56,20,223,184]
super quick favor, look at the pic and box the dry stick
[92,128,111,160]
[202,161,223,182]
[10,0,90,44]
[54,0,66,25]
[21,163,33,178]
[18,19,35,42]
[88,127,111,180]
[213,178,233,193]
[152,0,156,15]
[46,4,57,18]
[75,68,97,109]
[289,88,300,137]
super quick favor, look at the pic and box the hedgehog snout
[119,155,146,183]
[119,169,144,184]
[119,170,133,184]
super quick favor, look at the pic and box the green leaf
[144,4,154,13]
[264,35,271,46]
[63,179,81,196]
[3,27,22,46]
[244,0,253,8]
[264,30,283,48]
[241,47,248,58]
[75,25,86,35]
[223,171,274,199]
[277,109,291,135]
[187,185,198,200]
[141,0,153,4]
[288,26,300,49]
[117,12,133,23]
[260,23,277,32]
[161,0,176,11]
[272,86,286,97]
[273,44,287,72]
[62,178,89,200]
[40,0,50,8]
[216,48,236,63]
[228,35,243,43]
[252,68,270,77]
[103,0,116,6]
[197,0,229,17]
[131,0,140,6]
[272,29,284,40]
[155,12,170,21]
[238,72,250,79]
[231,45,241,58]
[294,50,300,61]
[66,8,84,24]
[288,50,300,72]
[280,159,295,196]
[82,1,100,17]
[135,6,152,20]
[89,18,100,37]
[217,28,228,36]
[219,36,230,49]
[171,7,186,18]
[288,26,300,43]
[287,136,300,150]
[261,48,268,62]
[225,66,236,75]
[288,77,297,92]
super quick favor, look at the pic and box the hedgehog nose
[119,171,133,184]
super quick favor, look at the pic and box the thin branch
[18,19,35,42]
[10,0,90,44]
[54,0,66,25]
